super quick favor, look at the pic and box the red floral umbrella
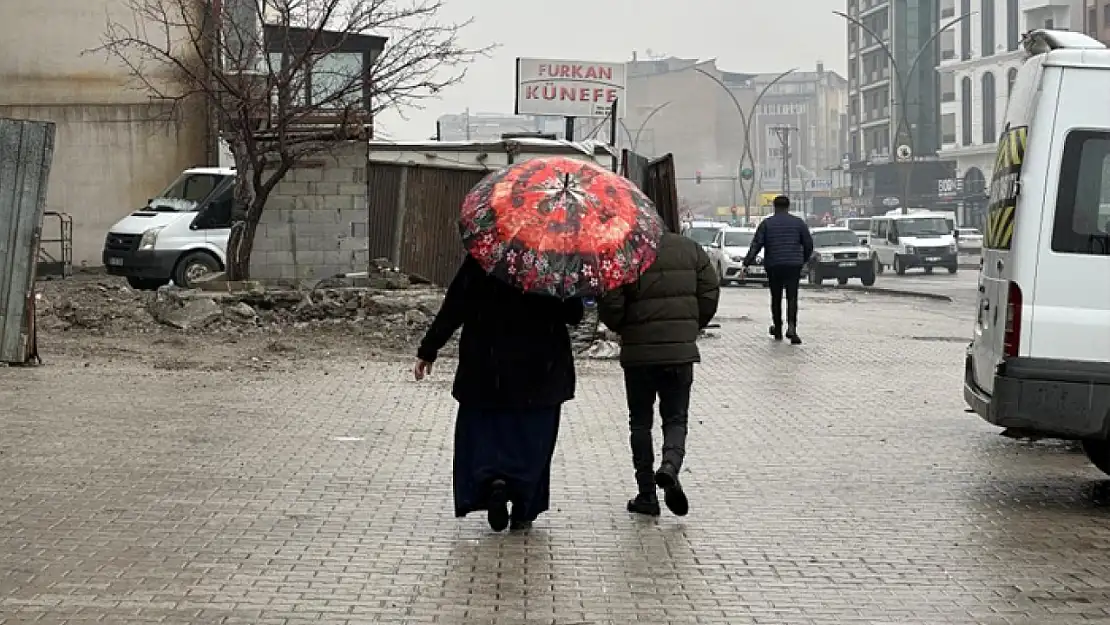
[459,156,664,298]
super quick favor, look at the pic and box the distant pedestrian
[414,255,584,532]
[742,195,813,345]
[599,232,720,517]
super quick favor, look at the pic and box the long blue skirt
[453,404,562,522]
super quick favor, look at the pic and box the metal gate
[621,149,679,233]
[0,118,56,364]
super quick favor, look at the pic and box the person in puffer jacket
[743,196,813,344]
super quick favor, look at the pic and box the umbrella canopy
[459,156,664,298]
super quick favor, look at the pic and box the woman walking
[415,156,664,532]
[414,255,583,532]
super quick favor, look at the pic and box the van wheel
[894,256,907,275]
[808,268,823,285]
[173,251,221,288]
[126,277,167,290]
[1082,440,1110,476]
[836,277,848,285]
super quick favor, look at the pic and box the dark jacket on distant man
[598,232,720,367]
[744,211,814,268]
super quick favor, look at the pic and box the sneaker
[626,493,661,517]
[769,325,783,341]
[653,463,689,516]
[785,328,802,345]
[487,479,509,532]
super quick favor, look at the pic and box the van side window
[1052,130,1110,255]
[197,186,234,229]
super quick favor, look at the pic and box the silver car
[707,227,765,286]
[804,227,876,286]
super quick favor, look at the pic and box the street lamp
[582,101,671,153]
[694,66,798,222]
[833,10,974,213]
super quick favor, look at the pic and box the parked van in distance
[102,167,236,289]
[868,212,959,275]
[962,30,1110,476]
[836,217,872,245]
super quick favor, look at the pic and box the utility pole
[770,125,796,200]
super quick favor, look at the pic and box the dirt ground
[28,271,442,372]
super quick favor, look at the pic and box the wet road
[4,285,1110,624]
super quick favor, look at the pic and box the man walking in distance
[599,231,720,517]
[742,195,813,345]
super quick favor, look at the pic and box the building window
[982,0,996,56]
[1007,67,1018,97]
[1007,0,1019,51]
[982,72,997,143]
[942,113,957,145]
[1045,18,1054,29]
[941,30,957,60]
[941,72,956,102]
[1051,130,1110,255]
[961,76,973,146]
[961,0,972,59]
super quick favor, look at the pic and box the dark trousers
[623,364,693,495]
[766,265,802,329]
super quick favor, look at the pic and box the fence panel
[398,166,487,286]
[0,118,56,364]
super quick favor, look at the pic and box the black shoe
[487,479,509,532]
[626,493,661,516]
[509,519,533,532]
[654,463,689,516]
[786,328,802,345]
[769,325,783,341]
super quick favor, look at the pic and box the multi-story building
[749,65,849,215]
[938,0,1082,228]
[1083,0,1110,43]
[846,0,942,162]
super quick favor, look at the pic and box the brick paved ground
[4,285,1110,624]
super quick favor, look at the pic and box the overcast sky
[375,0,848,140]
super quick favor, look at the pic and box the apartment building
[938,0,1082,227]
[1083,0,1110,43]
[846,0,942,161]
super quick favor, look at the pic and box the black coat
[597,232,720,367]
[744,211,814,268]
[417,255,585,410]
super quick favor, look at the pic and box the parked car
[681,220,726,252]
[954,227,983,253]
[804,227,876,286]
[707,226,765,286]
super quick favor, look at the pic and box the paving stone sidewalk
[3,288,1110,624]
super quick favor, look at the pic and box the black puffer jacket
[598,232,720,367]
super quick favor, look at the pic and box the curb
[799,283,953,302]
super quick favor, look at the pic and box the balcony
[1019,0,1073,9]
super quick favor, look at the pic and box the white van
[963,30,1110,474]
[836,217,872,245]
[102,167,235,289]
[867,212,959,275]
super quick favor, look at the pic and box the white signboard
[515,58,627,118]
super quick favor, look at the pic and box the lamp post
[833,10,973,213]
[583,101,671,152]
[694,66,798,222]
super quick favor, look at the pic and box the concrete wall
[0,0,209,266]
[250,143,370,280]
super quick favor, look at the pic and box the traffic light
[695,171,702,184]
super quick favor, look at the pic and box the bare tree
[93,0,486,279]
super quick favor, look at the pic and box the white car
[680,220,726,252]
[955,228,983,253]
[707,227,765,285]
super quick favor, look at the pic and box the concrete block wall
[250,143,369,280]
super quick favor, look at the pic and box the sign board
[882,196,900,207]
[515,58,627,118]
[759,192,779,206]
[937,178,961,198]
[805,179,832,191]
